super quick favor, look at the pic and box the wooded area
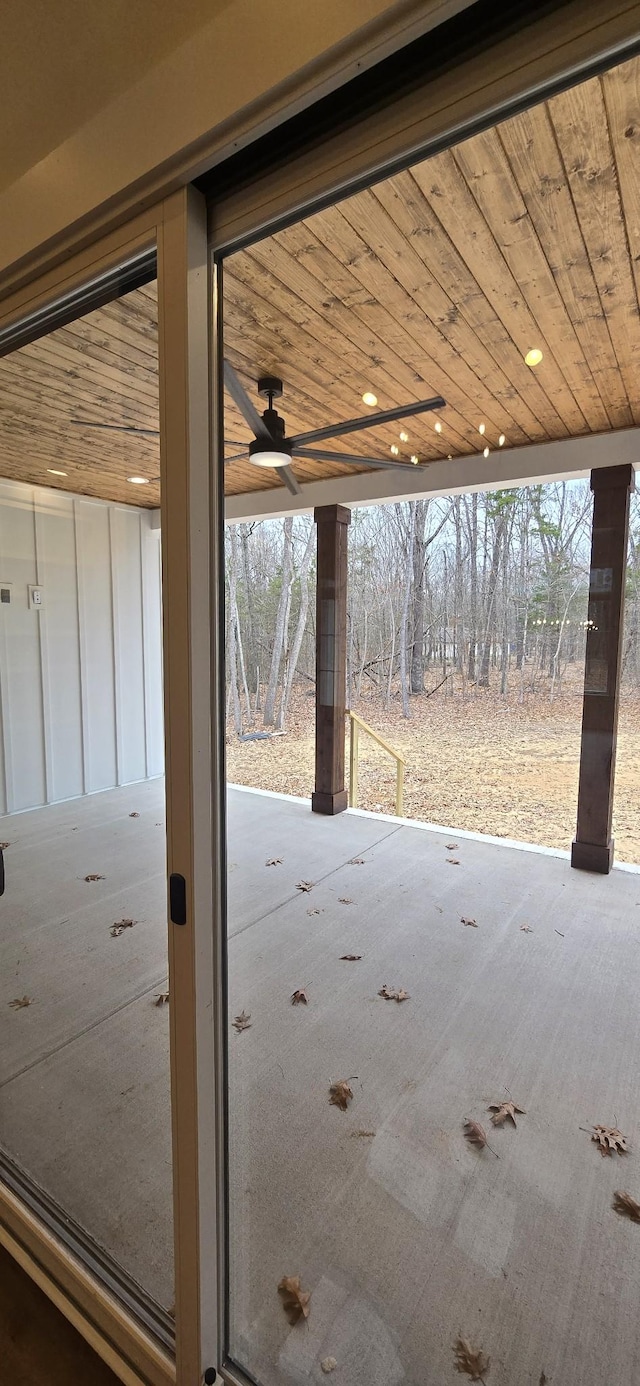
[225,479,640,736]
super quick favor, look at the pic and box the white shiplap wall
[0,480,163,814]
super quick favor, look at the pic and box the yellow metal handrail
[348,710,406,817]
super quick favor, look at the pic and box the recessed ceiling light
[411,455,419,465]
[483,446,490,458]
[362,392,378,407]
[434,421,442,433]
[390,445,399,456]
[447,454,453,461]
[478,423,486,435]
[127,476,150,485]
[399,430,409,443]
[525,348,543,367]
[47,468,67,477]
[498,434,506,447]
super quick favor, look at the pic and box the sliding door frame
[0,189,222,1386]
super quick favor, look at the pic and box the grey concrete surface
[2,782,640,1386]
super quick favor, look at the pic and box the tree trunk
[263,516,293,726]
[400,505,416,717]
[410,499,427,694]
[278,526,314,729]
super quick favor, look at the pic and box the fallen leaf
[489,1101,526,1128]
[447,858,460,866]
[307,907,322,916]
[232,1010,251,1033]
[321,1358,337,1373]
[539,1374,547,1386]
[350,858,365,865]
[454,1336,490,1381]
[613,1190,640,1223]
[155,992,169,1006]
[520,925,533,933]
[461,917,477,927]
[338,897,353,905]
[329,1078,354,1110]
[0,841,10,849]
[110,918,137,938]
[350,1129,375,1138]
[9,996,32,1010]
[266,857,282,866]
[84,873,105,882]
[296,880,313,892]
[340,954,362,961]
[278,1275,310,1324]
[463,1119,487,1150]
[378,984,410,1002]
[446,844,458,851]
[129,812,140,818]
[592,1125,629,1156]
[291,988,308,1005]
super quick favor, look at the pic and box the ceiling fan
[224,362,446,496]
[69,361,446,496]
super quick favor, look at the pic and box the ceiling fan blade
[70,419,159,436]
[223,360,274,442]
[224,451,248,464]
[290,395,446,448]
[277,465,302,496]
[294,447,424,474]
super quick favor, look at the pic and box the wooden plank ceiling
[1,56,639,507]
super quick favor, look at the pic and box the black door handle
[0,848,5,897]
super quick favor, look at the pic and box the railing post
[349,714,359,808]
[571,462,634,873]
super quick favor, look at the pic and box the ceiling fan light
[128,475,150,484]
[362,392,378,407]
[48,468,67,477]
[249,437,293,468]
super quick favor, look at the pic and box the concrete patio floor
[2,780,640,1386]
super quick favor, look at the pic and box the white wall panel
[110,507,147,786]
[0,480,163,813]
[75,499,118,793]
[35,494,84,803]
[0,484,47,811]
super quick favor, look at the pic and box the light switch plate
[28,585,44,609]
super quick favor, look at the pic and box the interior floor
[1,782,640,1386]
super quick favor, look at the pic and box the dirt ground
[226,673,640,864]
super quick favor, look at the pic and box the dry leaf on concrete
[340,954,362,961]
[110,918,137,938]
[461,917,477,928]
[321,1357,337,1373]
[329,1079,354,1111]
[613,1190,640,1222]
[378,984,410,1002]
[266,857,282,866]
[349,858,365,865]
[592,1125,629,1156]
[307,907,322,916]
[463,1120,488,1150]
[296,880,314,892]
[232,1011,251,1033]
[291,988,308,1005]
[350,1129,375,1138]
[454,1336,490,1381]
[129,812,140,818]
[0,841,10,849]
[9,996,32,1010]
[278,1275,310,1324]
[447,858,460,866]
[539,1374,547,1386]
[339,897,354,905]
[520,925,533,933]
[84,873,105,882]
[155,992,169,1006]
[489,1101,526,1128]
[446,844,458,851]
